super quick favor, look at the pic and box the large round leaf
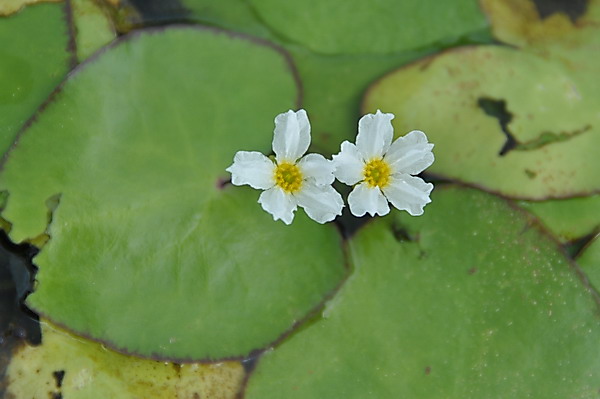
[245,187,600,398]
[246,0,488,55]
[363,45,600,199]
[0,26,347,361]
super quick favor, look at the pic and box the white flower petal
[348,182,390,217]
[384,130,434,175]
[356,110,394,160]
[298,153,335,186]
[258,186,297,225]
[382,174,433,216]
[331,141,364,185]
[295,181,344,224]
[272,109,311,163]
[226,151,275,189]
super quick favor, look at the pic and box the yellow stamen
[274,162,303,193]
[363,158,391,188]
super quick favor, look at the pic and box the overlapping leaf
[0,0,60,16]
[5,321,245,398]
[518,196,600,242]
[246,0,487,55]
[363,44,599,199]
[183,0,492,154]
[70,0,116,61]
[245,187,600,398]
[0,3,71,156]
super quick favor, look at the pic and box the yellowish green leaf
[5,321,245,399]
[0,0,61,16]
[71,0,116,61]
[363,45,599,199]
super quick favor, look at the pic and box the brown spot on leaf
[216,177,231,190]
[391,222,419,243]
[52,370,65,388]
[424,366,431,375]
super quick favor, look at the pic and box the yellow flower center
[274,162,303,193]
[363,158,391,188]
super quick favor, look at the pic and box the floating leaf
[480,0,600,51]
[0,26,346,361]
[246,0,488,55]
[517,195,600,242]
[480,0,600,108]
[0,3,71,156]
[184,0,275,41]
[0,0,60,16]
[4,321,245,398]
[363,45,600,199]
[245,186,600,398]
[70,0,117,61]
[290,48,431,155]
[183,0,455,154]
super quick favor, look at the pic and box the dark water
[0,231,40,395]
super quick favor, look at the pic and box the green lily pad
[245,186,600,398]
[577,234,600,292]
[0,26,347,361]
[246,0,488,55]
[363,45,600,199]
[70,0,116,61]
[517,195,600,243]
[0,2,71,157]
[183,0,275,42]
[178,0,495,154]
[290,48,433,155]
[5,321,245,398]
[183,0,468,155]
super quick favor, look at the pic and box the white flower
[226,109,344,225]
[332,110,434,217]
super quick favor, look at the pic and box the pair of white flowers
[226,109,434,225]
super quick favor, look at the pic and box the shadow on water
[0,231,41,395]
